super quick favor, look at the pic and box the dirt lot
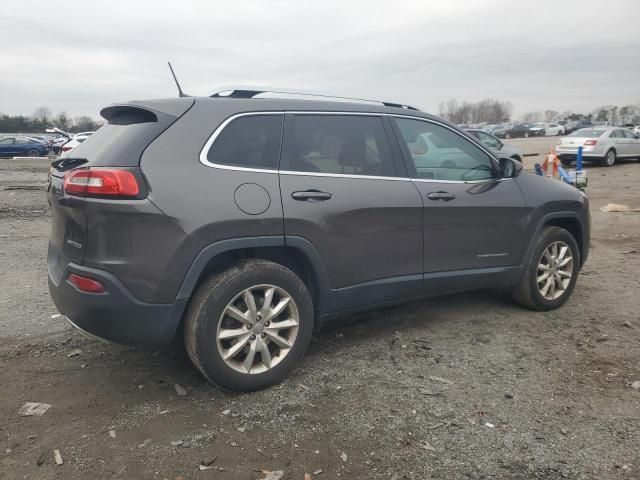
[1,138,639,480]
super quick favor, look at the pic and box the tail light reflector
[68,273,105,293]
[64,168,140,197]
[61,146,73,152]
[584,139,598,146]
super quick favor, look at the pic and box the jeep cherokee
[47,88,590,391]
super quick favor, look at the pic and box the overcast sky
[1,0,638,119]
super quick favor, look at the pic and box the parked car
[563,120,592,135]
[544,123,565,136]
[527,123,548,137]
[48,89,590,391]
[59,131,95,156]
[0,136,49,157]
[556,127,640,166]
[494,123,533,139]
[466,129,523,161]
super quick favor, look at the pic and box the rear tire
[602,149,616,167]
[184,259,314,391]
[511,226,580,311]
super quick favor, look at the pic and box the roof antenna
[168,62,190,97]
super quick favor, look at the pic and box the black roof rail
[208,86,420,111]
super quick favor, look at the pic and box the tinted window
[282,115,395,177]
[569,129,606,137]
[0,138,15,145]
[208,115,283,169]
[610,130,622,138]
[473,131,500,149]
[394,118,496,181]
[621,129,635,139]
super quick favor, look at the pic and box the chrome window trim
[199,110,508,184]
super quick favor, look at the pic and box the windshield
[569,129,606,138]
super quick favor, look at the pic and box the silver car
[556,127,640,167]
[466,129,523,162]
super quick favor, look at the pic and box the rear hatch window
[66,99,194,167]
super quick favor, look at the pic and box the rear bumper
[48,262,185,347]
[557,153,603,161]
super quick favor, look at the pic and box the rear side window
[569,129,606,137]
[208,115,283,169]
[282,115,395,177]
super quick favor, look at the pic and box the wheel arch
[529,212,587,267]
[174,236,336,331]
[544,217,584,261]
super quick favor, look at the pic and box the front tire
[511,226,580,311]
[27,149,39,157]
[602,149,616,167]
[523,132,529,138]
[184,259,314,391]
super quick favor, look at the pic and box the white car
[544,123,565,136]
[556,127,640,167]
[60,131,95,156]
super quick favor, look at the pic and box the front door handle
[426,191,456,201]
[291,190,333,202]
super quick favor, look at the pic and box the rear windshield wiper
[51,157,88,172]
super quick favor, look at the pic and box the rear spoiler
[100,98,195,123]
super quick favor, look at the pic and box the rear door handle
[426,191,456,201]
[291,190,333,202]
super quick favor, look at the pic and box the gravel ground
[0,140,639,480]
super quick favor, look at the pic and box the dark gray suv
[47,89,590,391]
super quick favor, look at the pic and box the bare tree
[522,111,543,123]
[438,98,512,124]
[53,111,71,131]
[544,110,559,122]
[73,116,101,132]
[32,106,52,131]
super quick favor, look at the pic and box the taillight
[68,273,105,293]
[584,139,598,146]
[64,168,140,197]
[61,146,73,152]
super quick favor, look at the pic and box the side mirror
[499,157,522,178]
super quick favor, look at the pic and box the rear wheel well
[190,246,319,316]
[544,218,583,260]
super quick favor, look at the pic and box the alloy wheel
[216,284,299,374]
[536,241,573,300]
[606,150,616,166]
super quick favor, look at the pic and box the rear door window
[621,129,635,139]
[474,131,501,149]
[281,115,396,177]
[207,114,284,170]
